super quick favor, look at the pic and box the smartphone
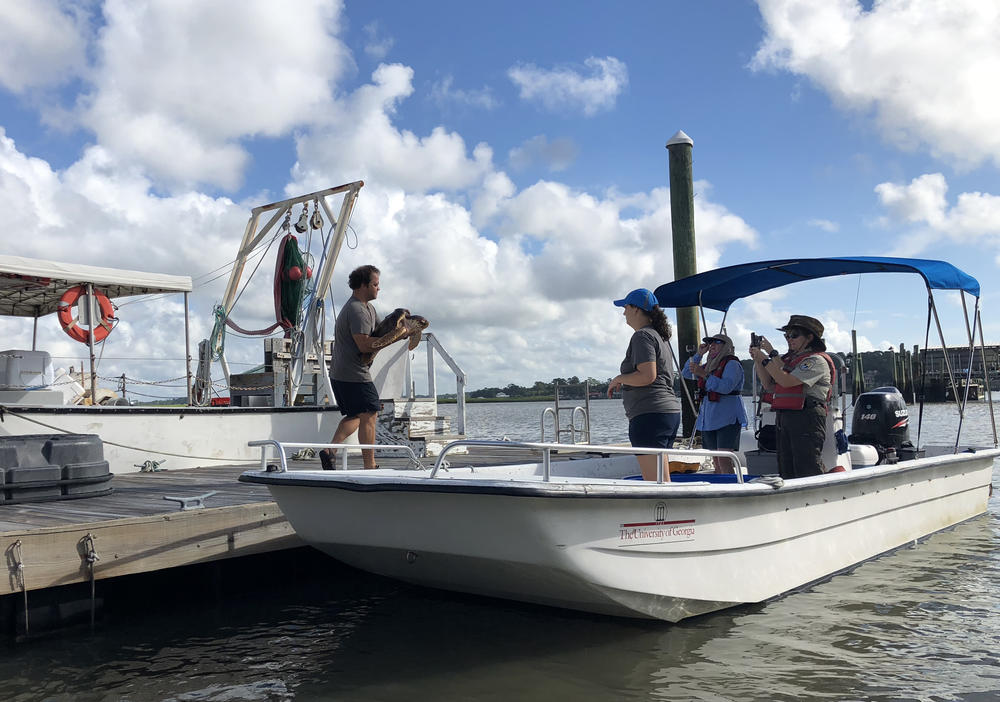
[750,332,760,348]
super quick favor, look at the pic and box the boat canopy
[653,256,980,312]
[0,254,193,318]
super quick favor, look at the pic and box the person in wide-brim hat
[749,313,833,481]
[777,314,826,352]
[681,331,747,473]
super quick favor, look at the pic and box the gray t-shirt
[619,327,681,420]
[330,297,379,382]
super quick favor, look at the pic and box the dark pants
[628,412,681,449]
[775,406,826,479]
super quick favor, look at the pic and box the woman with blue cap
[607,288,682,480]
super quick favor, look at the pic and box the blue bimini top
[653,256,980,312]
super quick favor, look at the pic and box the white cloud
[363,21,394,59]
[0,127,256,386]
[752,0,1000,168]
[875,173,1000,245]
[78,0,350,190]
[285,66,757,388]
[808,218,839,233]
[429,76,498,110]
[508,135,578,172]
[0,16,756,392]
[0,0,89,93]
[292,64,494,193]
[508,56,628,116]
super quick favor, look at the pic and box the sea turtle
[360,308,429,366]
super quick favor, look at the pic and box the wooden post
[667,130,699,437]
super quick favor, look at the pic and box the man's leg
[357,410,377,469]
[320,415,361,469]
[332,415,360,444]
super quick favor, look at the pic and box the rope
[8,540,27,636]
[81,533,99,630]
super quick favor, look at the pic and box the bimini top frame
[652,256,979,312]
[653,256,996,451]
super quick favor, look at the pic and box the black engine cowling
[849,386,913,463]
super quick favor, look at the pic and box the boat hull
[0,405,343,474]
[247,450,998,620]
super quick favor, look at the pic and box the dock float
[0,445,583,598]
[0,463,298,597]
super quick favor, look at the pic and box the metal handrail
[428,439,743,484]
[540,406,590,444]
[571,406,589,443]
[540,407,556,441]
[248,440,423,472]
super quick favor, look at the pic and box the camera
[750,332,761,348]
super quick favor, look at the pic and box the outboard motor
[849,386,915,464]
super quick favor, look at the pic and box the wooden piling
[667,130,699,436]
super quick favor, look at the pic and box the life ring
[57,286,115,344]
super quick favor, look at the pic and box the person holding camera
[682,333,747,472]
[749,315,835,479]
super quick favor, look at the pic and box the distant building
[496,392,509,398]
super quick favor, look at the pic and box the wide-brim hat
[778,314,824,339]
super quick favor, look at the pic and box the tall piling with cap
[667,130,699,437]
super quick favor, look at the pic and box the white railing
[248,440,424,472]
[428,440,743,484]
[418,332,466,434]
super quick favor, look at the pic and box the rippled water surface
[1,401,997,701]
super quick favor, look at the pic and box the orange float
[57,286,115,344]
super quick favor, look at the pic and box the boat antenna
[851,275,862,329]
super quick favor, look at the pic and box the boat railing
[430,440,743,484]
[421,333,467,434]
[248,440,423,472]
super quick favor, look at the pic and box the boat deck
[0,446,581,595]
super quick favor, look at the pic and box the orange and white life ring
[57,286,115,344]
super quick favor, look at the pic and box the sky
[2,0,1000,399]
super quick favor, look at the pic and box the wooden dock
[0,463,298,596]
[0,446,583,596]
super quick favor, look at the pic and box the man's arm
[353,332,380,353]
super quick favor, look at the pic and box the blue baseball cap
[613,288,658,312]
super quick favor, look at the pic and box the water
[2,400,998,701]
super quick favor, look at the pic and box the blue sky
[2,0,1000,395]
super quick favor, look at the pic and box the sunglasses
[784,330,803,339]
[709,339,725,345]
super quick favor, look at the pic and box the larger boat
[240,257,999,621]
[0,182,466,473]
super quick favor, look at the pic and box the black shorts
[332,380,380,418]
[628,412,681,449]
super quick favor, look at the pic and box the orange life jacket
[767,351,836,411]
[697,355,740,402]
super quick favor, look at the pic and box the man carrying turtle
[321,264,384,470]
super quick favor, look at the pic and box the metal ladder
[541,381,591,443]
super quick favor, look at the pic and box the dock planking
[0,445,587,595]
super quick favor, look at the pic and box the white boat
[240,257,999,621]
[0,182,466,473]
[241,439,996,621]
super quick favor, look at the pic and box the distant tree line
[460,376,610,401]
[445,350,916,401]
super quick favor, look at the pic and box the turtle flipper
[405,315,429,350]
